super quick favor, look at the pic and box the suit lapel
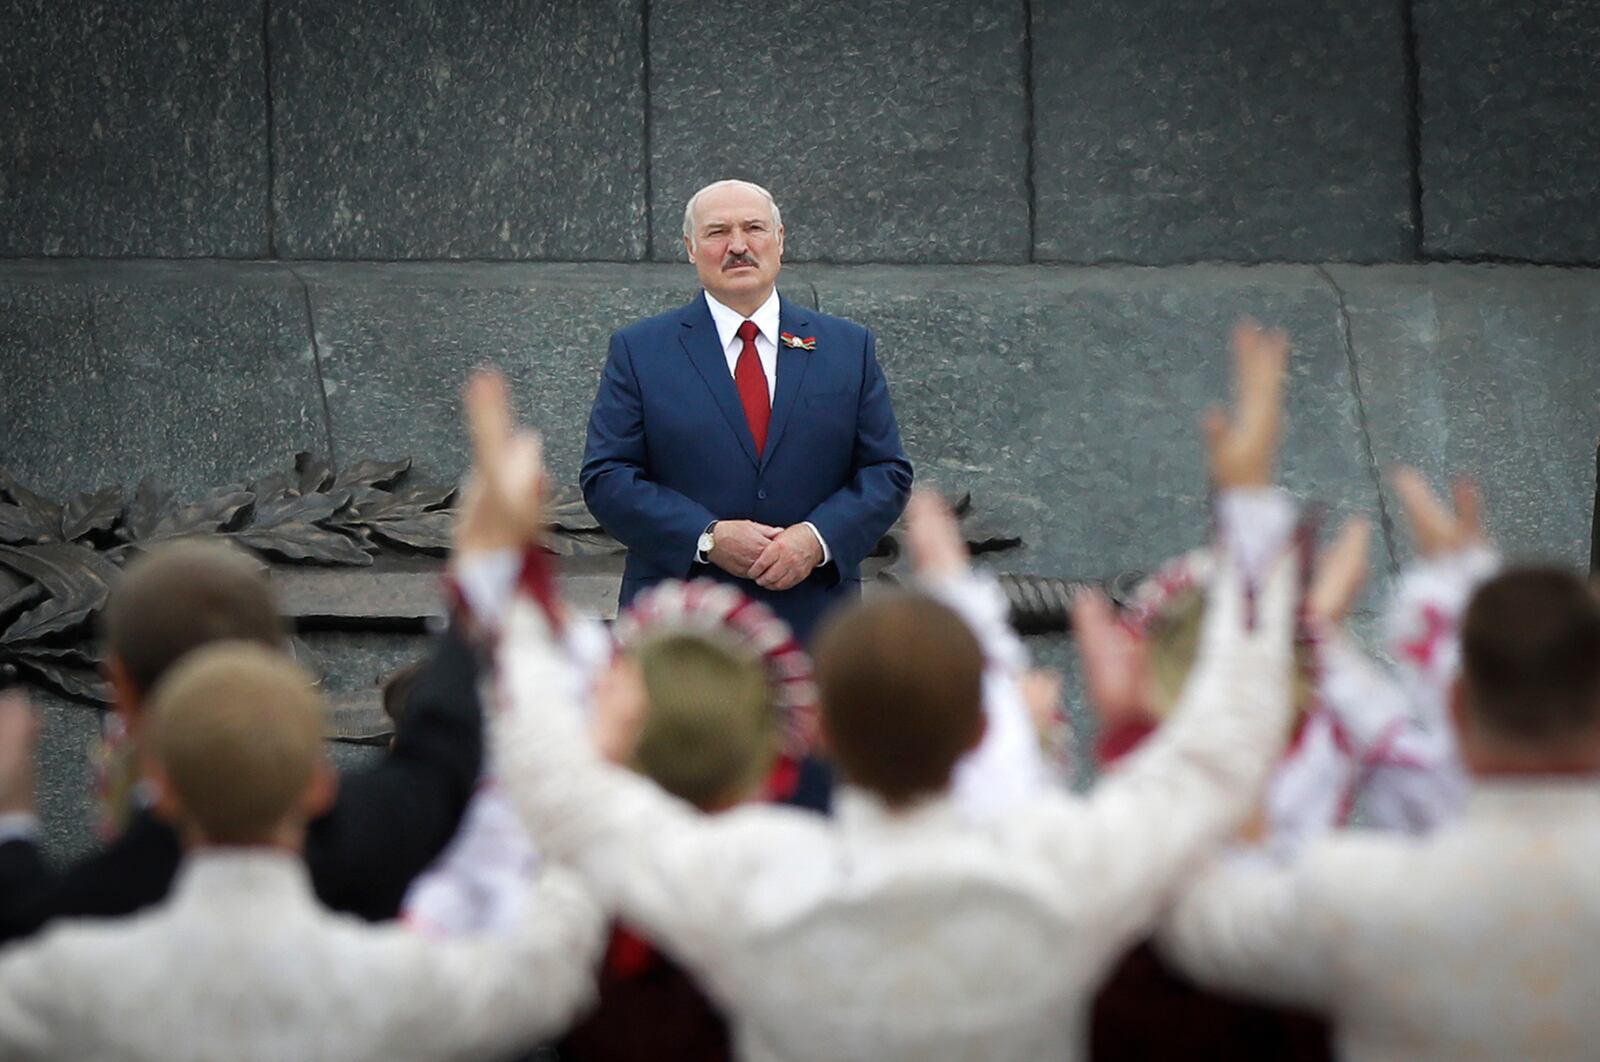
[762,296,813,471]
[678,294,760,468]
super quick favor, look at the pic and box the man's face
[684,184,784,309]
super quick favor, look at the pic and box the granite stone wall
[6,1,1600,264]
[4,1,1599,854]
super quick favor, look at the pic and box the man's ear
[104,656,143,734]
[299,760,339,820]
[683,233,697,263]
[774,224,785,257]
[144,761,184,825]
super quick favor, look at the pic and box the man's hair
[682,179,783,242]
[102,540,284,697]
[1461,566,1600,745]
[146,642,325,844]
[812,593,983,807]
[632,631,776,809]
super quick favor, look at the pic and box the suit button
[757,489,768,500]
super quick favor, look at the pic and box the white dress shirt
[699,288,830,564]
[0,850,604,1061]
[1160,779,1600,1062]
[491,523,1298,1061]
[704,288,780,402]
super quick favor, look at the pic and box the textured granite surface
[649,0,1029,263]
[0,0,268,257]
[0,261,327,501]
[30,693,101,861]
[1329,264,1599,568]
[305,263,817,487]
[810,264,1382,582]
[1032,0,1413,264]
[1416,1,1600,262]
[270,0,646,260]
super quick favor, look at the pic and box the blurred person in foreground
[0,646,601,1061]
[0,539,485,943]
[413,438,1059,1062]
[449,316,1298,1061]
[1085,452,1476,1059]
[1158,472,1600,1061]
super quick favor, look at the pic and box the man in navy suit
[582,179,912,645]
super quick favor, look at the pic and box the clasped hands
[706,521,822,592]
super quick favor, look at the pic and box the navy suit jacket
[581,291,912,642]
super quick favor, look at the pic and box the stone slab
[1329,264,1600,568]
[810,264,1384,583]
[0,1,267,257]
[31,693,101,861]
[648,0,1029,263]
[270,0,646,260]
[305,263,814,487]
[0,261,327,501]
[1416,2,1600,262]
[1032,0,1413,264]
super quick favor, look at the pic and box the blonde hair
[147,642,324,844]
[631,631,776,809]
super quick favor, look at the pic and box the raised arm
[902,491,1054,817]
[1046,320,1299,935]
[462,372,783,969]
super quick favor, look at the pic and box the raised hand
[903,489,969,580]
[1071,589,1149,728]
[708,520,782,578]
[1307,516,1372,627]
[1391,466,1483,559]
[1204,318,1290,490]
[0,691,40,817]
[457,371,548,556]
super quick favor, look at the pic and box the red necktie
[734,319,771,454]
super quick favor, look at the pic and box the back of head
[813,593,983,807]
[1461,566,1600,748]
[103,540,284,697]
[633,631,775,809]
[147,642,324,845]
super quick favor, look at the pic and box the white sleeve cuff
[452,548,522,630]
[802,522,832,565]
[1215,487,1297,584]
[0,812,40,845]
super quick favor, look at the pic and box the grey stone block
[1032,0,1413,264]
[270,0,647,260]
[810,264,1383,582]
[32,693,100,861]
[1329,264,1600,568]
[0,1,267,257]
[649,0,1029,264]
[304,263,810,487]
[1417,2,1600,262]
[0,261,327,500]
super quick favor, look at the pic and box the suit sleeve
[305,624,484,921]
[580,330,720,576]
[803,329,913,573]
[0,816,182,946]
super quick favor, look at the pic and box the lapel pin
[780,332,816,350]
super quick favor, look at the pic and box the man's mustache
[722,252,758,270]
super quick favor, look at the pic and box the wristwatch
[696,522,717,563]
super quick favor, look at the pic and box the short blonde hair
[147,642,325,844]
[682,179,783,243]
[632,630,776,808]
